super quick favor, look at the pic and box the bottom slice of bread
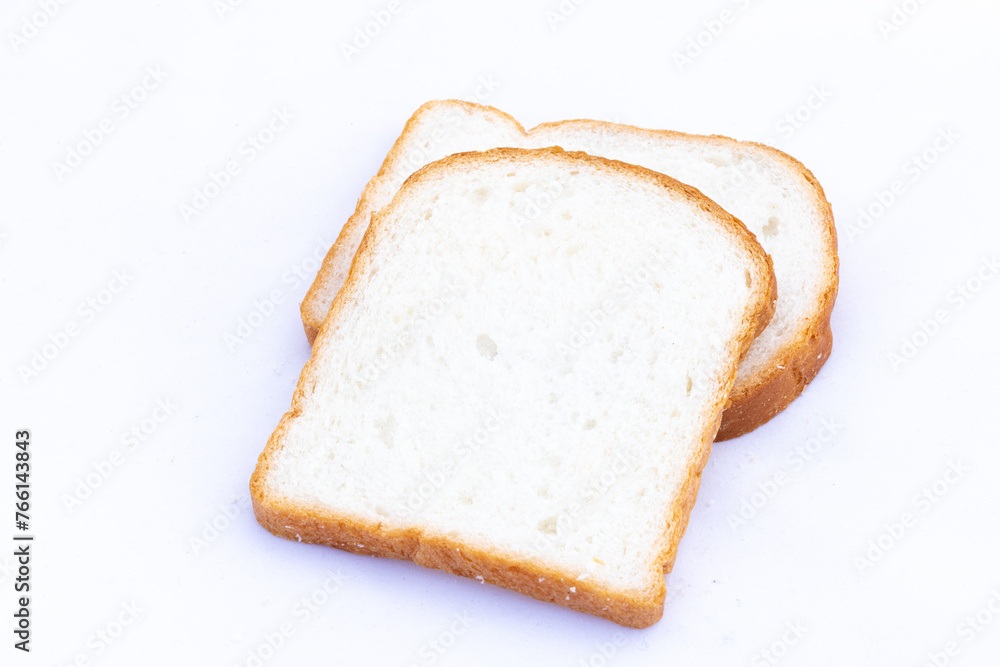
[251,147,776,627]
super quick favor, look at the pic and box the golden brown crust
[715,148,838,440]
[256,147,777,627]
[299,101,836,438]
[716,321,834,441]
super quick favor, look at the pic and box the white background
[3,0,999,665]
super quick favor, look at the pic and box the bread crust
[256,147,776,627]
[300,101,837,440]
[715,144,838,440]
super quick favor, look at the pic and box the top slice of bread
[300,101,838,440]
[252,147,777,628]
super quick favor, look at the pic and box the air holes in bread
[538,516,559,535]
[477,334,498,360]
[374,415,396,448]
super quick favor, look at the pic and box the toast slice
[252,147,777,627]
[301,101,838,440]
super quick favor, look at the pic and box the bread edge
[713,141,837,439]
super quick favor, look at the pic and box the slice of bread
[252,147,777,627]
[301,101,838,440]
